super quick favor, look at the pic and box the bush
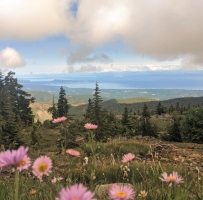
[180,106,203,143]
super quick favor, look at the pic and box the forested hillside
[69,96,203,118]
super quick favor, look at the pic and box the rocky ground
[133,136,203,174]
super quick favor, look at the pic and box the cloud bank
[1,0,203,69]
[0,48,25,68]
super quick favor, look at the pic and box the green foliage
[0,71,34,148]
[56,121,79,153]
[48,95,58,120]
[139,103,158,137]
[156,101,167,115]
[30,125,41,147]
[57,86,69,117]
[180,106,203,143]
[164,112,182,142]
[84,82,109,141]
[43,120,55,129]
[81,140,150,158]
[48,87,70,119]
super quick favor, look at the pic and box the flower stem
[14,169,19,200]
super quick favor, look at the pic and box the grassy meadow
[1,125,203,200]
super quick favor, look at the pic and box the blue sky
[0,0,203,75]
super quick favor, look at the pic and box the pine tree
[0,71,34,148]
[48,94,58,119]
[91,82,103,125]
[167,112,182,142]
[1,95,22,148]
[30,125,41,147]
[121,106,134,137]
[84,98,93,120]
[57,86,69,117]
[139,103,157,137]
[84,82,111,141]
[156,101,166,115]
[169,104,175,114]
[4,71,35,125]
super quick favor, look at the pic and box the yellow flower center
[38,162,48,172]
[20,159,26,166]
[116,191,127,198]
[72,198,79,200]
[169,175,175,182]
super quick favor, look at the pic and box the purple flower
[55,184,95,200]
[109,184,135,200]
[0,146,29,168]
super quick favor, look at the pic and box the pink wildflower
[122,153,135,163]
[160,171,184,187]
[66,149,80,157]
[32,156,52,178]
[52,117,67,123]
[17,155,31,171]
[55,183,95,200]
[109,184,135,200]
[0,146,29,168]
[84,123,98,130]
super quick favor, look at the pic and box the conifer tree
[30,125,41,147]
[121,106,134,137]
[84,98,93,120]
[91,82,103,125]
[57,86,69,117]
[0,71,34,148]
[48,94,58,119]
[156,101,166,115]
[4,71,34,125]
[167,112,182,142]
[121,107,133,127]
[139,103,157,137]
[168,104,175,114]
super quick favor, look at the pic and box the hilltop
[30,95,203,122]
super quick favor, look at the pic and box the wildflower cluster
[0,145,52,178]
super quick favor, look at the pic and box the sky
[0,0,203,75]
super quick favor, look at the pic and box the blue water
[17,70,203,90]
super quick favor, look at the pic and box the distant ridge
[69,96,203,118]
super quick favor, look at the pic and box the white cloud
[0,0,70,40]
[1,0,203,69]
[67,46,112,65]
[0,47,25,68]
